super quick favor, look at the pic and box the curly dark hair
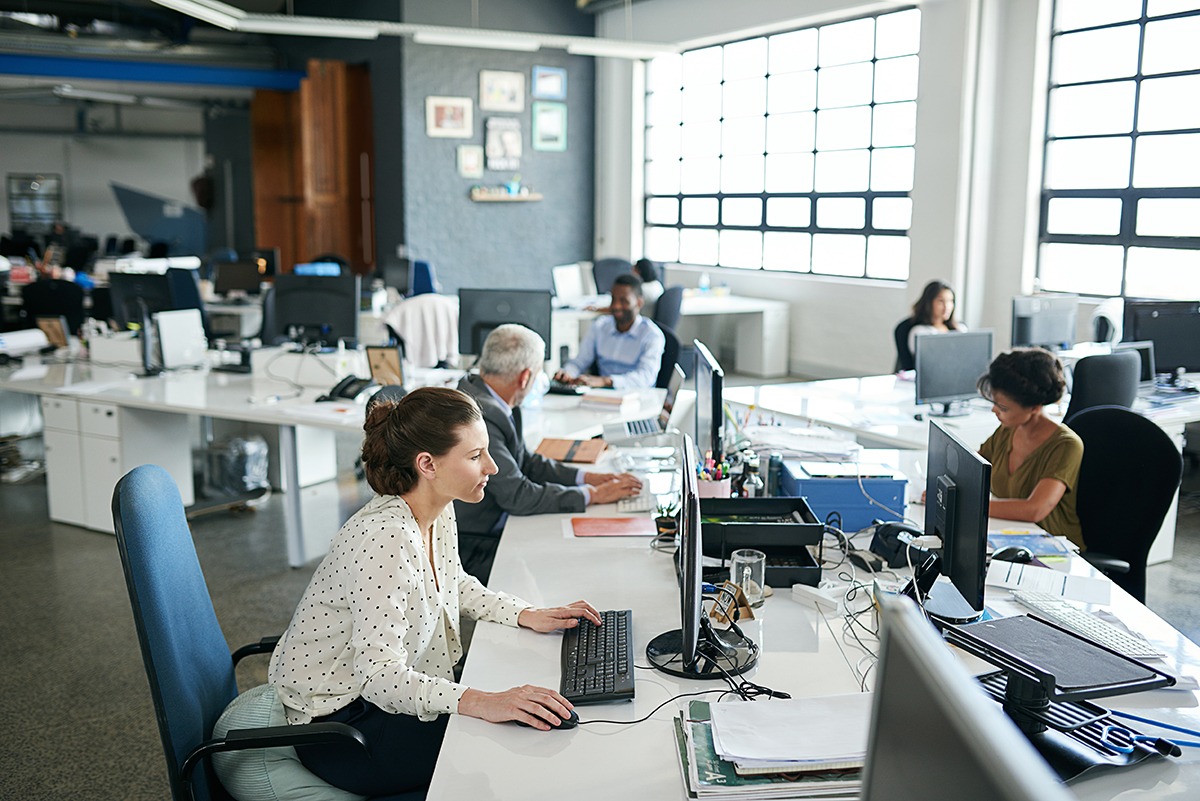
[977,348,1066,408]
[911,280,960,328]
[360,387,482,496]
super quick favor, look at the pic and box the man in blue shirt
[553,273,666,389]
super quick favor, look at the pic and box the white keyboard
[617,489,655,513]
[1011,590,1164,659]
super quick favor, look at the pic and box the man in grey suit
[455,324,642,581]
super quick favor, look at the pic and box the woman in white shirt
[269,387,601,795]
[907,279,967,354]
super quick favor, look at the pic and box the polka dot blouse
[268,494,531,723]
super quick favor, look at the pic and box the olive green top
[979,423,1084,548]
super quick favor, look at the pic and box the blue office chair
[592,258,632,295]
[653,285,684,331]
[409,260,438,296]
[112,465,421,801]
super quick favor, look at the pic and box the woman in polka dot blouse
[268,387,602,795]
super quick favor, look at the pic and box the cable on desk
[576,689,724,726]
[1110,711,1200,747]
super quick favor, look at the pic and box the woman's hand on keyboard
[458,685,573,730]
[518,600,603,632]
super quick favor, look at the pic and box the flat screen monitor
[1122,299,1200,373]
[270,274,361,348]
[107,271,175,330]
[1011,294,1078,350]
[923,420,991,624]
[693,340,724,458]
[914,330,993,416]
[293,261,343,277]
[213,261,264,296]
[1113,340,1155,384]
[380,257,410,296]
[251,247,279,276]
[861,595,1075,801]
[457,288,552,360]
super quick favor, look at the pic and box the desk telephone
[317,375,377,403]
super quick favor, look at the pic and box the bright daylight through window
[1039,0,1200,299]
[643,8,920,279]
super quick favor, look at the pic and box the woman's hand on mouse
[518,600,602,632]
[458,685,573,730]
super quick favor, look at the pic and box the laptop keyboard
[626,417,660,437]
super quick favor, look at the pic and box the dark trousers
[458,531,502,585]
[297,698,448,796]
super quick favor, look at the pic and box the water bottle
[767,452,783,497]
[698,272,711,292]
[742,452,764,498]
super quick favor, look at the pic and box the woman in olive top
[976,348,1085,548]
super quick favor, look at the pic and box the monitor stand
[929,400,971,417]
[646,617,758,680]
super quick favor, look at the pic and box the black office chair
[592,258,632,295]
[893,317,916,372]
[21,278,86,334]
[165,267,214,341]
[256,285,283,345]
[1069,406,1182,603]
[653,285,684,331]
[654,321,681,389]
[1063,350,1140,425]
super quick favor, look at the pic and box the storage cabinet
[40,397,194,533]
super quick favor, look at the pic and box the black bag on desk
[869,520,932,568]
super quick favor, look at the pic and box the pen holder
[697,478,732,498]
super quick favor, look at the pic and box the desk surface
[430,499,1200,800]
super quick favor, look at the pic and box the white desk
[428,498,1200,799]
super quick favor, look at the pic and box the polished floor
[1,430,1198,799]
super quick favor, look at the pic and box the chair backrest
[893,317,916,372]
[653,285,684,331]
[410,260,438,296]
[1063,350,1140,424]
[654,320,681,389]
[1069,406,1182,603]
[112,464,239,801]
[592,258,632,295]
[21,278,86,334]
[165,267,214,341]
[257,285,282,345]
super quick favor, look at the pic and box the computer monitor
[923,420,991,624]
[457,288,552,360]
[1122,299,1200,373]
[646,433,757,679]
[1113,340,1156,385]
[379,257,411,296]
[914,330,994,416]
[270,274,361,348]
[1011,294,1078,350]
[107,271,175,330]
[293,261,343,277]
[251,247,279,276]
[860,595,1076,801]
[693,340,724,458]
[213,261,263,296]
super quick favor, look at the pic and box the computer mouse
[991,545,1035,564]
[514,709,579,730]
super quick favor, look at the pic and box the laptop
[603,364,685,441]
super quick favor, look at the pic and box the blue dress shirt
[562,315,665,389]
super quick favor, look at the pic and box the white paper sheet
[709,693,873,763]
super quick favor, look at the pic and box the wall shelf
[469,188,543,202]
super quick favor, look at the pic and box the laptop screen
[658,365,686,428]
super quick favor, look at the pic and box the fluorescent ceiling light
[237,16,380,40]
[151,0,243,31]
[54,84,138,104]
[413,31,540,52]
[565,39,674,59]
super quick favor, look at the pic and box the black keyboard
[559,609,635,704]
[548,381,587,396]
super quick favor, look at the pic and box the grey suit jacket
[454,374,586,535]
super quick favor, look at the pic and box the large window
[642,8,921,279]
[1038,0,1200,299]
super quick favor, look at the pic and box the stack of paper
[674,700,864,799]
[581,388,638,409]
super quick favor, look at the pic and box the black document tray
[700,497,825,587]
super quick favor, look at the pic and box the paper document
[986,561,1111,605]
[709,693,873,764]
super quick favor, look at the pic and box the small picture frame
[531,66,567,100]
[531,101,567,152]
[457,145,484,179]
[479,70,525,112]
[366,345,405,387]
[36,315,69,348]
[485,117,522,171]
[425,96,473,139]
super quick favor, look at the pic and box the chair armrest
[180,721,367,800]
[1081,551,1131,575]
[231,636,281,666]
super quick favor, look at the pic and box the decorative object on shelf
[531,65,567,100]
[425,96,473,138]
[532,101,567,152]
[457,145,484,179]
[485,117,522,171]
[479,70,525,112]
[469,185,543,202]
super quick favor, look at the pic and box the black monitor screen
[1123,299,1200,373]
[925,420,992,615]
[914,331,993,413]
[458,288,552,359]
[107,272,174,330]
[214,261,264,296]
[271,274,361,348]
[1010,294,1078,350]
[693,340,724,458]
[1113,340,1155,383]
[380,258,411,296]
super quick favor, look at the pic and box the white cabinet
[40,396,194,534]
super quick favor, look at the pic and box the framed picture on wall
[457,145,484,179]
[479,70,525,112]
[531,102,567,152]
[485,117,522,171]
[531,66,567,100]
[425,96,473,138]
